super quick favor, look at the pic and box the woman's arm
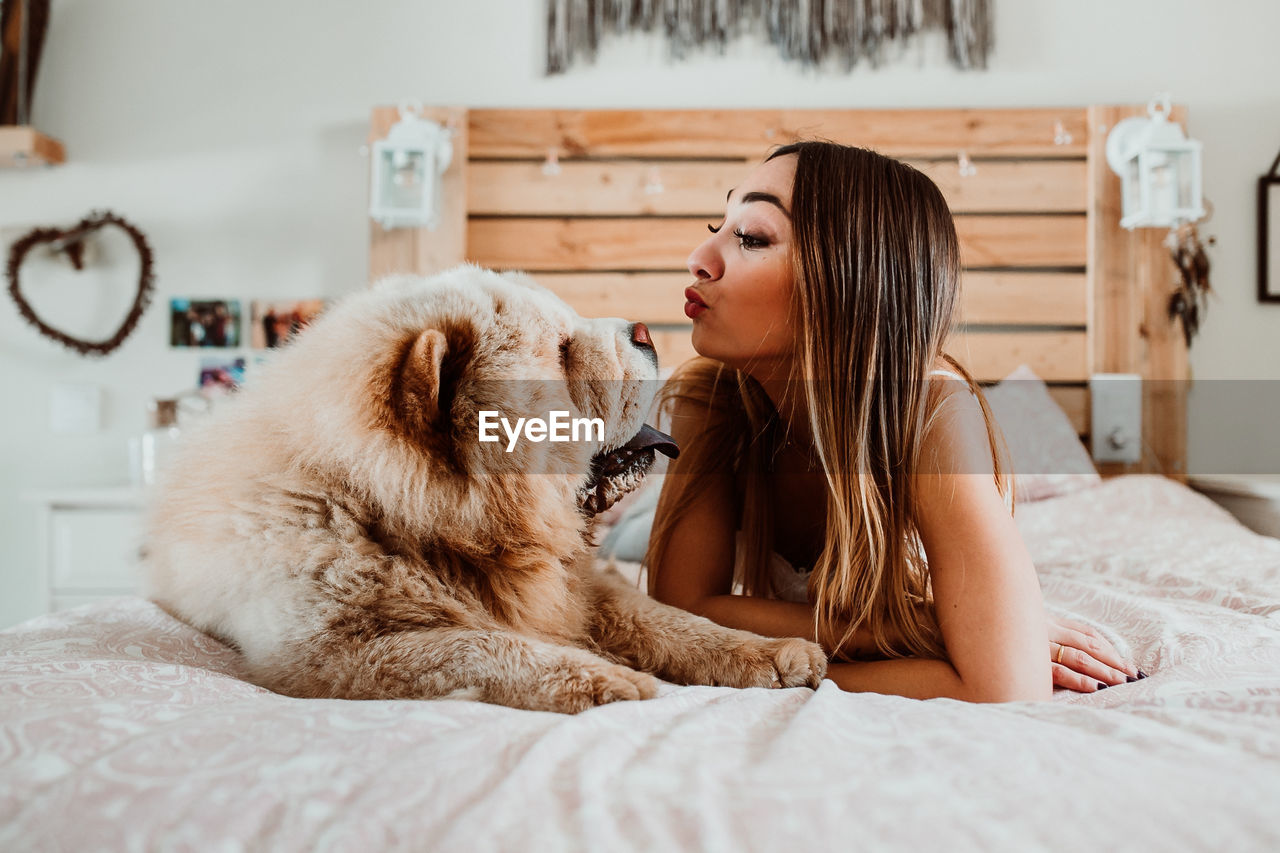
[826,386,1052,702]
[682,594,898,660]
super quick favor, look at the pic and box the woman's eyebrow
[724,187,791,218]
[740,191,791,218]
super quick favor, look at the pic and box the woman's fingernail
[1096,682,1108,690]
[1138,671,1149,679]
[1126,675,1138,683]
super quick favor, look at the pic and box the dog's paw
[722,637,828,690]
[543,660,660,714]
[767,637,828,689]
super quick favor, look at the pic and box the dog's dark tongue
[622,424,680,459]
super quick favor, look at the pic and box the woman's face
[684,154,797,373]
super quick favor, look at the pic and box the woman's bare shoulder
[921,376,997,478]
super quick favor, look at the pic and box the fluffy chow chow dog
[142,266,826,713]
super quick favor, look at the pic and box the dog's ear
[396,324,472,436]
[405,328,448,412]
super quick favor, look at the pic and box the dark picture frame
[1260,148,1280,303]
[169,298,243,348]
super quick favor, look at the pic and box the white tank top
[734,530,812,603]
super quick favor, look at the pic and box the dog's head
[267,265,677,537]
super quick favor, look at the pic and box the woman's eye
[733,228,769,250]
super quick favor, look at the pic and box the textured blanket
[3,475,1278,851]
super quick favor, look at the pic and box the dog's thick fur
[142,267,826,713]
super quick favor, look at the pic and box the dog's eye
[559,337,571,372]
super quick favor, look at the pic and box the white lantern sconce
[1105,94,1205,230]
[369,102,455,230]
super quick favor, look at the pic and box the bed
[3,475,1279,849]
[5,106,1279,849]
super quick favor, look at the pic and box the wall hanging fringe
[546,0,992,74]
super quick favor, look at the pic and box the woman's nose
[686,234,723,281]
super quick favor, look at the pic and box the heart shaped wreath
[5,209,155,357]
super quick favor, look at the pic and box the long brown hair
[646,141,1011,660]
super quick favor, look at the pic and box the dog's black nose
[630,322,654,350]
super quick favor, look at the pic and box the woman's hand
[1048,615,1148,692]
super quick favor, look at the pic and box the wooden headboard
[368,106,1188,478]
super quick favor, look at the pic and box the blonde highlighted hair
[646,141,1012,661]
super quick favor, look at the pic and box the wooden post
[367,106,468,282]
[1087,105,1189,479]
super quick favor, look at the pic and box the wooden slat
[952,331,1088,382]
[649,328,1087,384]
[911,160,1086,214]
[469,159,1086,217]
[471,161,748,216]
[955,215,1086,268]
[470,215,1086,271]
[533,273,690,323]
[368,106,468,279]
[469,108,1088,159]
[536,270,1087,327]
[960,272,1087,326]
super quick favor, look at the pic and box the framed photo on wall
[250,299,326,349]
[1260,150,1280,303]
[169,298,242,348]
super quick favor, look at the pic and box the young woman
[645,141,1143,701]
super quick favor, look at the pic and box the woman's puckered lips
[684,287,709,320]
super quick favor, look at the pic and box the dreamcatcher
[1166,216,1214,349]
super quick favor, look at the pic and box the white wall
[3,0,1278,628]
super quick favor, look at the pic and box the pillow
[982,364,1102,503]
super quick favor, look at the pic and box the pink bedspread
[3,475,1279,851]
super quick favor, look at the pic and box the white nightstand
[25,487,149,613]
[1189,475,1280,539]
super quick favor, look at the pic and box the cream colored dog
[142,266,825,713]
